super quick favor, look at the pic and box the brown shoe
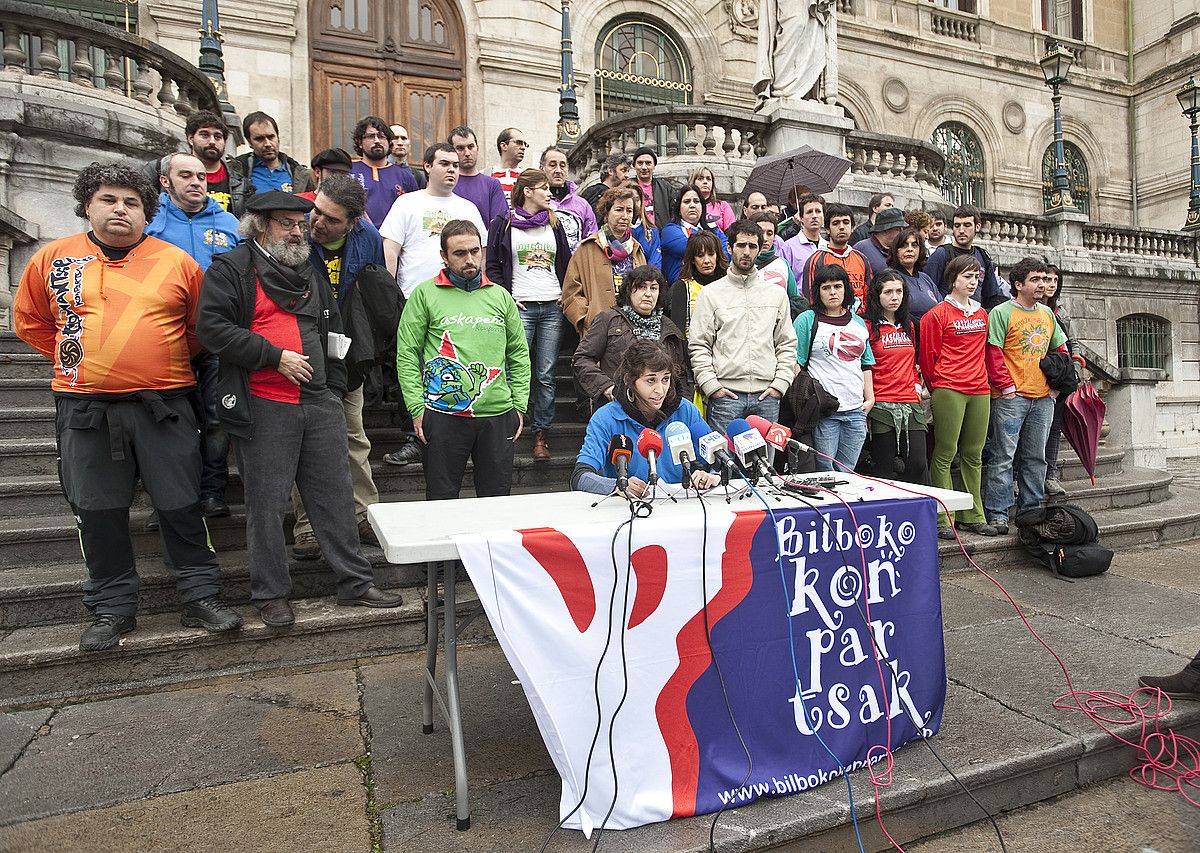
[259,598,295,627]
[532,430,551,461]
[358,518,379,547]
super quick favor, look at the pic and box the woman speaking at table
[572,340,720,498]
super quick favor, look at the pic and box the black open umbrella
[742,145,852,203]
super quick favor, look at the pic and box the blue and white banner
[454,496,946,832]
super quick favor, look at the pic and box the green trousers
[930,388,990,525]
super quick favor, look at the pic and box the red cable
[789,450,1200,817]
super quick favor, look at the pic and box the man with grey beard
[198,191,402,627]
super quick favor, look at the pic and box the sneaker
[80,614,136,651]
[1138,666,1200,700]
[291,531,321,561]
[532,430,551,461]
[937,525,956,541]
[958,522,1000,537]
[383,442,423,466]
[181,596,243,633]
[986,517,1010,535]
[358,518,379,547]
[1044,478,1067,498]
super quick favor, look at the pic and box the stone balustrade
[567,104,771,185]
[836,0,855,14]
[975,210,1053,249]
[1083,223,1196,262]
[0,0,218,118]
[930,8,980,44]
[846,130,944,190]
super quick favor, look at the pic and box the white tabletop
[368,475,973,564]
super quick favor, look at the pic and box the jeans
[984,394,1055,522]
[520,300,563,434]
[1044,394,1068,480]
[705,390,780,437]
[813,408,867,473]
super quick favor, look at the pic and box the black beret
[245,190,314,213]
[310,148,353,171]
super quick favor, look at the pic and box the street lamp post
[199,0,241,144]
[1039,42,1077,214]
[1178,75,1200,233]
[555,0,580,150]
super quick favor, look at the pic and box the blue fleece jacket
[576,398,709,485]
[660,223,730,284]
[633,222,663,271]
[307,218,385,307]
[145,192,241,270]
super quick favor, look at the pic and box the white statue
[754,0,835,104]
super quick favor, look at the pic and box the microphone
[690,422,737,486]
[636,428,663,487]
[726,417,773,482]
[662,422,695,489]
[607,434,634,494]
[747,415,812,454]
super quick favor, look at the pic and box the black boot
[80,614,137,651]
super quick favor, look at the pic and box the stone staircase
[2,329,1198,711]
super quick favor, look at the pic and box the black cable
[779,479,1008,853]
[538,509,635,853]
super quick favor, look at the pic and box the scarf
[692,267,725,286]
[603,225,636,279]
[619,305,663,340]
[510,207,550,230]
[755,248,777,268]
[252,247,317,316]
[446,268,483,291]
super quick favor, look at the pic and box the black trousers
[867,426,929,485]
[422,408,518,501]
[195,351,230,500]
[56,394,221,616]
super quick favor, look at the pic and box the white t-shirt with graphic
[379,190,487,297]
[510,224,560,302]
[807,313,874,412]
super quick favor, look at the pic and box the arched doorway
[310,0,465,158]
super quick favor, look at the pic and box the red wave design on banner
[654,512,760,817]
[519,527,596,633]
[628,545,668,629]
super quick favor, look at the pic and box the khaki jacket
[687,267,798,397]
[560,231,647,334]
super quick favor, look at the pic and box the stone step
[0,592,446,707]
[0,351,52,379]
[0,546,427,629]
[0,437,58,476]
[938,481,1200,573]
[0,333,29,354]
[0,379,54,406]
[0,406,55,440]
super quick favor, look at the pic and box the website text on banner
[453,496,947,832]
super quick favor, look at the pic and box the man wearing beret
[198,190,402,627]
[298,148,354,202]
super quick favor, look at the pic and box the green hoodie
[396,270,531,420]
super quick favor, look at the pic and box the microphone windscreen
[745,415,772,437]
[608,433,633,463]
[637,428,663,457]
[663,422,692,463]
[726,418,753,440]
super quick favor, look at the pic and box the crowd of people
[13,107,1092,652]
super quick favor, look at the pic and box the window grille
[931,121,985,208]
[1041,141,1090,217]
[1116,314,1170,373]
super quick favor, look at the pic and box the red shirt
[803,246,873,305]
[918,299,989,395]
[866,320,920,403]
[248,281,302,404]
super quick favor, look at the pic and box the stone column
[1045,208,1087,251]
[1106,367,1168,470]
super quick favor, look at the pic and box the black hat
[632,146,658,165]
[311,148,353,171]
[871,207,905,233]
[245,191,314,213]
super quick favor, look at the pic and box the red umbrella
[1061,383,1106,485]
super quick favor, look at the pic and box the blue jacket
[633,222,663,271]
[308,218,385,307]
[145,192,240,270]
[660,223,729,284]
[577,398,709,485]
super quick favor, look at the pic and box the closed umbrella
[742,146,852,203]
[1061,383,1106,485]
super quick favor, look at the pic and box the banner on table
[454,496,946,833]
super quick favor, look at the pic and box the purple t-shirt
[351,161,418,228]
[453,172,509,228]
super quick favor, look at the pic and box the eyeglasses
[361,132,389,141]
[270,217,309,232]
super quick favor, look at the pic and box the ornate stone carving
[882,77,909,113]
[726,0,759,42]
[1002,100,1026,134]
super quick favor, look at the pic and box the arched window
[931,121,985,208]
[594,18,692,121]
[1041,141,1090,217]
[1117,314,1171,373]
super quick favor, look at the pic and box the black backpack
[1017,504,1112,580]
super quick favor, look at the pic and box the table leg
[422,560,437,735]
[445,558,471,830]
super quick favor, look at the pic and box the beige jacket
[687,266,798,397]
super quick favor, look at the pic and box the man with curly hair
[14,161,242,651]
[350,116,418,227]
